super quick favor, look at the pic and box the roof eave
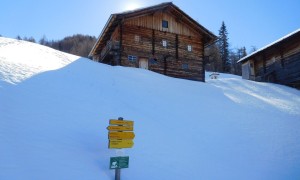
[89,15,116,57]
[237,28,300,63]
[170,3,216,42]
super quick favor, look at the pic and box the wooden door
[242,62,250,80]
[139,58,148,69]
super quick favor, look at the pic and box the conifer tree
[218,21,230,72]
[16,35,22,40]
[39,35,47,45]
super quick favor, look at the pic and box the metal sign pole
[115,117,123,180]
[115,168,120,180]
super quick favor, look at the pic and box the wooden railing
[100,40,120,59]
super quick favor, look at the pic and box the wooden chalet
[238,29,300,89]
[89,2,216,81]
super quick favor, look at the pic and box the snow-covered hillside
[0,37,300,180]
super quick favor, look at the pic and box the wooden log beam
[152,29,155,55]
[175,34,179,59]
[263,54,266,74]
[119,23,123,66]
[201,37,205,82]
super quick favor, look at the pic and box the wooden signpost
[109,139,134,149]
[108,132,135,139]
[107,126,133,131]
[107,117,135,180]
[110,119,134,126]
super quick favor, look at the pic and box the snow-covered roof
[238,28,300,63]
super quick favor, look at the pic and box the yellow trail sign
[109,139,134,149]
[109,120,134,126]
[107,126,133,131]
[109,132,135,139]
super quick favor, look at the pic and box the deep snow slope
[0,37,300,180]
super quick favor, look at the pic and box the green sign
[110,156,129,169]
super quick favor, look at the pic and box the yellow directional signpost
[110,119,134,126]
[109,132,135,139]
[107,126,133,131]
[109,139,134,148]
[107,117,135,180]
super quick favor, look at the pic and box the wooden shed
[89,2,216,81]
[238,29,300,89]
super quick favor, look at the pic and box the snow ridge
[1,37,300,180]
[0,37,78,85]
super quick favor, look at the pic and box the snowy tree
[217,21,230,73]
[16,35,22,40]
[230,47,246,75]
[39,35,47,45]
[27,37,36,43]
[249,46,257,54]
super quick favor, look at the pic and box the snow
[0,38,78,85]
[1,37,300,180]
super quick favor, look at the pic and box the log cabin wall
[89,2,216,82]
[119,21,204,81]
[242,31,300,88]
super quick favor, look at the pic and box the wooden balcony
[100,40,120,60]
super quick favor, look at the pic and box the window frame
[162,20,169,28]
[162,40,167,47]
[187,45,192,52]
[128,55,137,62]
[134,35,141,42]
[182,63,189,70]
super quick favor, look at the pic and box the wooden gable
[89,2,216,82]
[124,10,200,38]
[89,2,216,58]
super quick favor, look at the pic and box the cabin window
[150,58,158,64]
[162,20,168,28]
[272,57,276,63]
[128,55,137,62]
[187,45,192,52]
[162,40,167,47]
[182,63,189,70]
[134,35,141,42]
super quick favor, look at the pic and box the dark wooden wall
[245,34,300,88]
[118,23,204,81]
